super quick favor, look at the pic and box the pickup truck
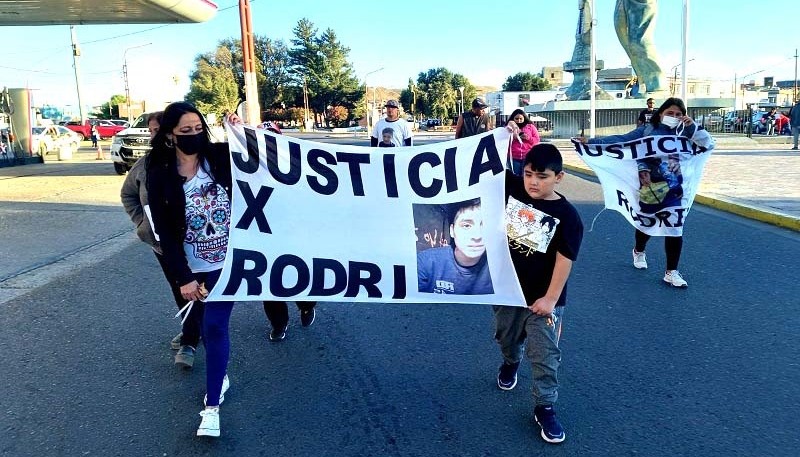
[62,119,126,141]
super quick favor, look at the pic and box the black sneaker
[534,405,565,444]
[497,361,520,390]
[269,326,287,342]
[300,309,316,327]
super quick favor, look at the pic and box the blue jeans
[511,158,524,176]
[493,305,563,405]
[195,269,234,407]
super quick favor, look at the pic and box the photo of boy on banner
[636,154,683,213]
[415,198,494,295]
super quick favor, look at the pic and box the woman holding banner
[579,97,715,288]
[145,101,236,437]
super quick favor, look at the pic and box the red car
[63,119,126,141]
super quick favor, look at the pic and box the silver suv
[110,113,154,175]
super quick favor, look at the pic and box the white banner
[206,124,526,306]
[570,135,712,236]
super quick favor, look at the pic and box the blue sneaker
[497,361,520,390]
[534,405,565,443]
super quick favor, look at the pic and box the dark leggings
[154,251,202,347]
[263,301,317,329]
[195,269,232,407]
[634,230,683,271]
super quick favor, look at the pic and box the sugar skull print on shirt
[183,166,231,271]
[505,196,559,256]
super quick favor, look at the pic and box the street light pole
[122,43,151,122]
[69,26,87,123]
[680,0,690,101]
[458,86,464,114]
[364,67,384,134]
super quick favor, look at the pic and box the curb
[562,163,800,232]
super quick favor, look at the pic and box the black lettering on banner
[265,137,301,185]
[673,208,686,226]
[656,136,678,154]
[641,136,657,157]
[468,135,505,186]
[654,210,674,227]
[307,148,338,195]
[444,147,458,193]
[309,258,348,296]
[392,265,406,299]
[605,143,623,159]
[336,152,370,196]
[572,140,584,156]
[235,180,273,233]
[222,248,268,295]
[584,143,604,157]
[408,152,443,198]
[617,190,632,212]
[383,154,399,198]
[232,127,261,174]
[344,261,382,298]
[623,139,643,159]
[270,254,311,297]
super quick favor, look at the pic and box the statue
[614,0,667,95]
[563,0,612,101]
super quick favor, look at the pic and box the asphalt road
[1,138,799,456]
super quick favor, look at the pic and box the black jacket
[145,142,232,287]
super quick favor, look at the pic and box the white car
[31,125,78,156]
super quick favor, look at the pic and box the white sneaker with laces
[197,407,220,437]
[204,374,230,406]
[663,270,688,288]
[632,250,648,269]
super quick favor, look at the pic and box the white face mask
[661,115,682,129]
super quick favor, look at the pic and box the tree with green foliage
[288,18,361,127]
[91,95,126,119]
[254,36,293,110]
[403,68,477,122]
[186,45,241,116]
[502,72,551,91]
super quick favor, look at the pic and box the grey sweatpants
[493,305,563,406]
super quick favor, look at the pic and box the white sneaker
[197,407,220,437]
[632,250,648,269]
[204,374,230,406]
[663,270,688,288]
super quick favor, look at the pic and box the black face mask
[515,122,525,129]
[174,132,207,154]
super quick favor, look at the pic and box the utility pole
[69,26,87,123]
[794,48,798,103]
[238,0,260,123]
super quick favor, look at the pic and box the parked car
[109,113,153,175]
[31,125,78,156]
[108,119,130,127]
[63,119,126,141]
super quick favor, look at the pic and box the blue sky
[1,0,797,111]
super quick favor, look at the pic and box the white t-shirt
[182,165,231,273]
[372,117,413,147]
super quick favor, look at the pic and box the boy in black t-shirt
[495,143,583,444]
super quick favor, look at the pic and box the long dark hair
[509,108,531,126]
[149,101,212,168]
[650,97,687,127]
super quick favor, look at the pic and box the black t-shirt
[638,108,654,124]
[504,171,583,306]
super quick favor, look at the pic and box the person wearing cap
[455,97,494,139]
[370,99,413,147]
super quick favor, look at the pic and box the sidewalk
[551,136,800,232]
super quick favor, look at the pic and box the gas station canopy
[0,0,218,25]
